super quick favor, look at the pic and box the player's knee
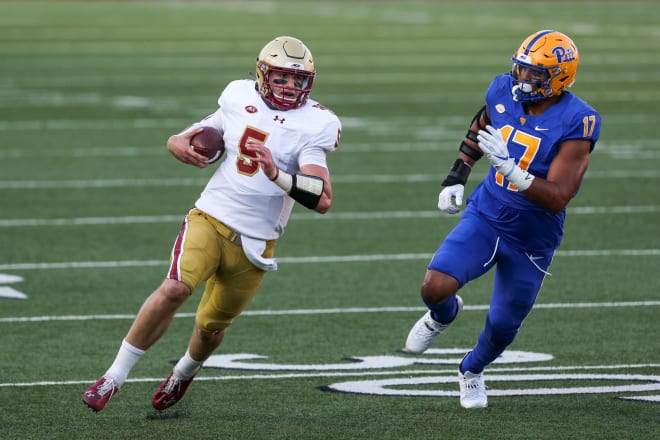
[195,310,234,333]
[420,271,458,304]
[157,279,191,307]
[195,325,226,341]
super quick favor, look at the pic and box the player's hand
[243,140,278,179]
[477,125,515,176]
[438,184,464,214]
[167,127,209,168]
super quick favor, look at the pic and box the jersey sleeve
[298,146,328,168]
[484,75,508,106]
[310,109,342,153]
[561,101,601,152]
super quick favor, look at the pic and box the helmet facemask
[257,63,315,110]
[511,55,554,102]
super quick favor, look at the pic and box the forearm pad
[458,105,489,161]
[441,158,472,186]
[273,170,324,209]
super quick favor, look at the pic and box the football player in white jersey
[83,36,342,412]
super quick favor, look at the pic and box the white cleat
[459,370,488,409]
[403,295,463,354]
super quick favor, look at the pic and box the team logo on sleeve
[245,105,258,114]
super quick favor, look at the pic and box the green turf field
[1,1,659,439]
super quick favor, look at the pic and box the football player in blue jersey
[404,30,601,408]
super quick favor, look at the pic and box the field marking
[0,112,658,132]
[2,141,659,162]
[1,301,659,324]
[326,373,660,399]
[1,169,659,190]
[0,286,27,300]
[0,205,658,228]
[1,248,659,272]
[2,139,659,158]
[1,363,659,389]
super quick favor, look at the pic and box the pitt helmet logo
[552,46,576,63]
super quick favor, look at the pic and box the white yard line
[0,206,658,228]
[0,248,659,272]
[1,301,659,324]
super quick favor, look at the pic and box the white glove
[476,125,515,176]
[477,125,535,191]
[438,184,464,214]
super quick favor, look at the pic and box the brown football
[190,126,225,164]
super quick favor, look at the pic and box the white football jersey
[190,79,341,240]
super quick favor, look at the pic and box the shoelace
[421,316,447,334]
[97,378,118,397]
[163,375,182,394]
[463,377,485,397]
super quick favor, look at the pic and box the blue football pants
[428,206,554,373]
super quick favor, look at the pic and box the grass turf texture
[1,1,659,439]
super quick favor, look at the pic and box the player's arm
[244,140,331,213]
[298,163,331,213]
[438,105,489,214]
[268,163,330,213]
[457,105,488,167]
[477,126,592,214]
[522,139,591,213]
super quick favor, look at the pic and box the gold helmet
[255,36,315,110]
[511,30,579,102]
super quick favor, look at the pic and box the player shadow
[144,401,193,420]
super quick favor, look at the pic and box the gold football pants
[168,208,276,332]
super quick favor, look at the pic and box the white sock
[104,339,145,386]
[174,350,203,380]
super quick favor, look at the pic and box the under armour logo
[274,116,285,124]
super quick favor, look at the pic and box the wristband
[504,166,535,191]
[272,168,293,192]
[441,158,472,186]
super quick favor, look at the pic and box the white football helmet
[255,36,315,110]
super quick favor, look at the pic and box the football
[190,126,225,164]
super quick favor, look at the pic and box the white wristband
[272,169,293,193]
[504,166,535,191]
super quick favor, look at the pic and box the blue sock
[424,295,459,325]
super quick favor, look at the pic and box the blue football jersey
[467,74,601,251]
